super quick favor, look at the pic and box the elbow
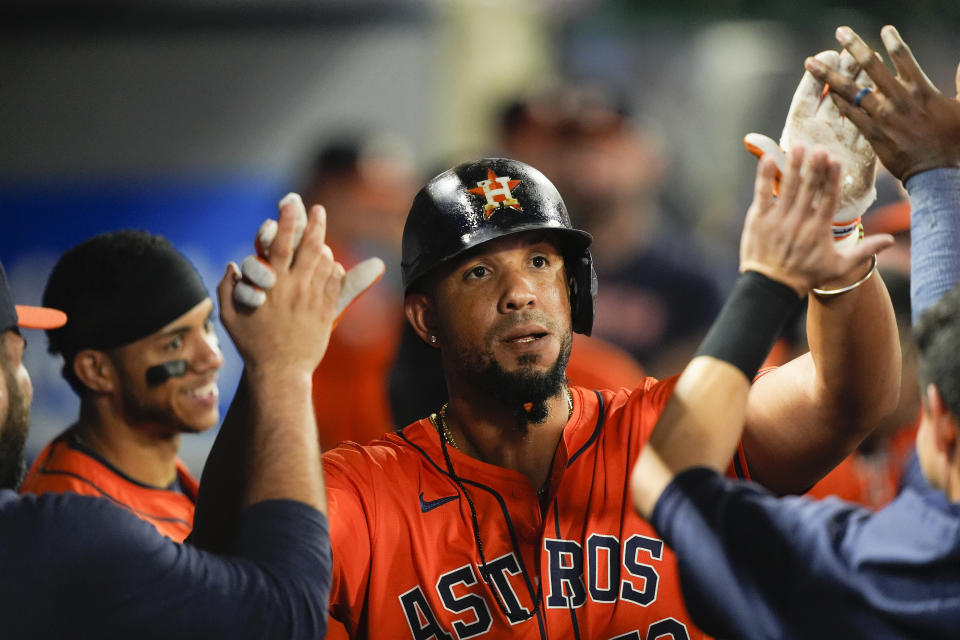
[838,355,902,433]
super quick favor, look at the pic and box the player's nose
[498,269,537,314]
[192,331,224,373]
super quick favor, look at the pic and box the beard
[0,357,29,491]
[457,327,572,436]
[118,384,207,435]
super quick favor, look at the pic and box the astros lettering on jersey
[324,380,748,639]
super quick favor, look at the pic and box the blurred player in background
[297,135,418,449]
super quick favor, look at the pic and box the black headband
[44,231,209,354]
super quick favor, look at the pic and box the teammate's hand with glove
[233,192,385,328]
[804,25,960,182]
[745,49,878,249]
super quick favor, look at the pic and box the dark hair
[914,283,960,418]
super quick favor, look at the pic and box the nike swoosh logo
[419,491,458,512]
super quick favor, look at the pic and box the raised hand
[232,192,385,325]
[805,25,960,181]
[219,197,345,376]
[740,146,892,297]
[745,50,878,248]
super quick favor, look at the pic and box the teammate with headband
[20,230,221,541]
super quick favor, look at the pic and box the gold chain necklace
[436,403,459,449]
[432,389,574,451]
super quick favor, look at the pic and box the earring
[429,335,438,344]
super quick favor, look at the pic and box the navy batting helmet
[401,157,597,335]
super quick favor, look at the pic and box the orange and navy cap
[0,261,67,333]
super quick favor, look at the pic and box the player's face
[432,232,573,415]
[109,299,223,435]
[0,330,32,490]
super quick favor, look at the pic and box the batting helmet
[401,157,597,335]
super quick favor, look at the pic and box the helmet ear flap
[569,250,598,336]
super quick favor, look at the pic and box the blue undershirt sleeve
[907,168,960,321]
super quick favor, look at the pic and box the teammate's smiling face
[418,231,573,422]
[108,298,223,435]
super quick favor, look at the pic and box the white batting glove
[233,193,308,307]
[232,193,386,326]
[744,49,878,249]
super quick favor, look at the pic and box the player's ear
[926,383,958,456]
[404,292,440,348]
[73,349,119,394]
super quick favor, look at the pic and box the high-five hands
[741,146,893,297]
[220,193,385,373]
[804,25,960,182]
[745,50,878,248]
[232,193,384,328]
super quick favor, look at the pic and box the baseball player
[207,128,899,639]
[0,202,383,637]
[19,230,222,541]
[631,25,960,638]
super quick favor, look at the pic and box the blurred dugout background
[1,0,957,474]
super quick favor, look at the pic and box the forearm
[194,364,326,550]
[805,262,900,435]
[743,270,900,493]
[244,365,325,510]
[192,372,254,551]
[908,168,960,320]
[634,357,751,516]
[31,496,331,638]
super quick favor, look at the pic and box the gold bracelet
[811,254,878,297]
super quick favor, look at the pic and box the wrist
[738,263,807,298]
[244,364,314,393]
[812,254,877,296]
[902,160,960,184]
[695,271,800,380]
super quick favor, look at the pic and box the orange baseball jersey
[312,244,405,451]
[324,378,739,639]
[20,429,199,542]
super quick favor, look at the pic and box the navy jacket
[652,467,960,639]
[1,491,331,639]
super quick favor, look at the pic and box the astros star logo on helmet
[468,169,522,218]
